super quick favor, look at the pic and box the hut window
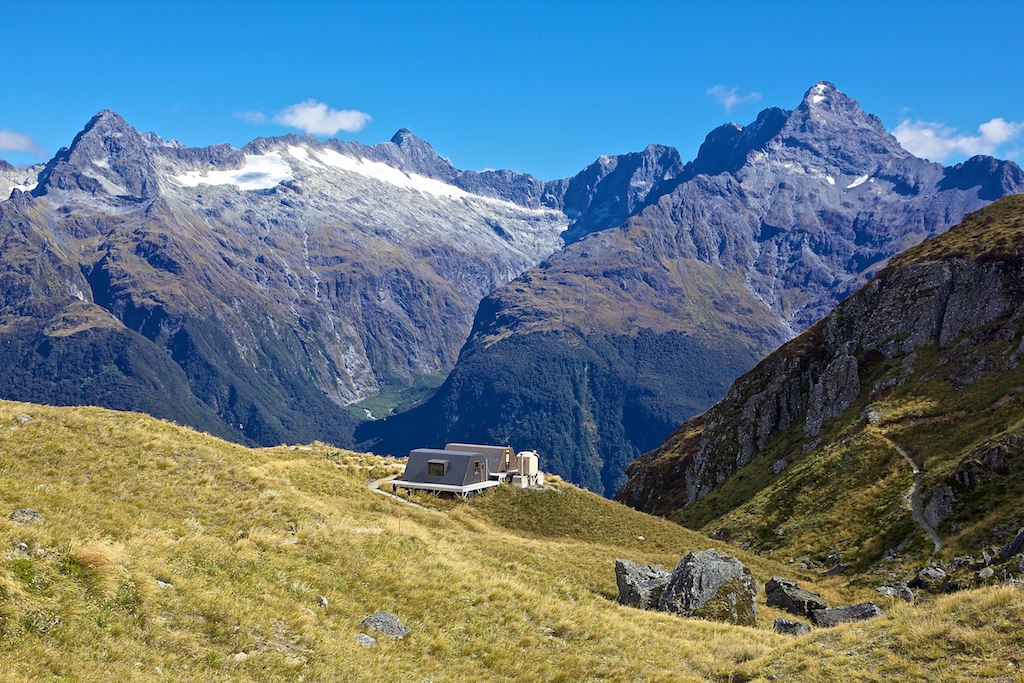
[474,460,482,475]
[427,460,447,477]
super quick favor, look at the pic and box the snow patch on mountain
[173,153,294,191]
[847,174,870,189]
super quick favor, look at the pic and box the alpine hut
[390,448,501,497]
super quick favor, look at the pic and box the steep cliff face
[617,196,1024,565]
[362,83,1024,496]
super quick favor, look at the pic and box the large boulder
[999,528,1024,562]
[765,577,828,617]
[358,611,411,640]
[615,559,671,610]
[811,602,883,627]
[658,549,758,626]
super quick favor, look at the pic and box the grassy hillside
[1,400,1021,681]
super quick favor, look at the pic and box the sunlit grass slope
[1,400,1021,681]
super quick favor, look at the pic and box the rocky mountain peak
[34,109,161,200]
[386,128,458,181]
[0,158,13,172]
[774,81,911,173]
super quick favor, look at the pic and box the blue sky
[2,0,1022,178]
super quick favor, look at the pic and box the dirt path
[882,435,942,554]
[368,475,442,514]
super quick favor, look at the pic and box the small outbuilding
[390,448,501,497]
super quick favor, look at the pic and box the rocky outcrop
[765,578,828,617]
[658,549,758,626]
[1000,529,1024,562]
[924,486,955,529]
[811,602,882,627]
[615,559,671,610]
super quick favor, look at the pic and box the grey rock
[765,577,828,617]
[823,563,848,577]
[772,459,787,475]
[1018,555,1024,574]
[978,567,995,581]
[812,602,883,627]
[15,413,31,424]
[876,585,914,602]
[658,549,758,626]
[950,556,974,570]
[9,508,43,525]
[773,617,812,636]
[1000,528,1024,562]
[912,565,947,587]
[923,486,955,528]
[356,633,376,648]
[316,595,328,608]
[614,558,671,610]
[358,611,410,640]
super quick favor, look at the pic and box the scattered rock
[978,567,995,581]
[316,595,328,608]
[356,633,376,648]
[232,652,248,663]
[155,580,173,590]
[1018,555,1024,574]
[358,611,411,640]
[8,509,43,525]
[950,556,974,570]
[773,618,812,636]
[823,563,848,577]
[812,602,883,627]
[615,558,671,610]
[7,542,30,559]
[658,549,758,626]
[911,565,947,589]
[765,577,828,617]
[875,585,914,602]
[772,459,787,475]
[301,608,317,618]
[636,535,645,542]
[923,486,954,528]
[16,413,31,424]
[999,528,1024,562]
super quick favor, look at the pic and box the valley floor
[0,401,1021,681]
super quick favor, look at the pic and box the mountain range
[357,82,1024,494]
[1,82,1022,496]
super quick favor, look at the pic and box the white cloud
[706,85,762,112]
[892,117,1024,162]
[275,100,371,136]
[0,129,45,157]
[232,110,267,124]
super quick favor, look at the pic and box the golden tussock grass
[0,400,1021,682]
